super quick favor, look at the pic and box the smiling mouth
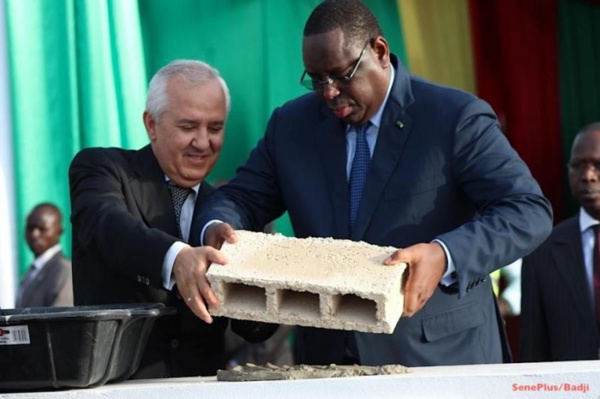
[187,153,209,161]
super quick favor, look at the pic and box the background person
[16,203,72,308]
[521,122,600,362]
[492,259,523,318]
[197,0,552,367]
[491,258,523,361]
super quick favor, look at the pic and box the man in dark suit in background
[16,203,72,308]
[197,0,552,367]
[521,122,600,361]
[69,60,275,378]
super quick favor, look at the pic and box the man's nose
[192,129,210,149]
[581,164,600,181]
[320,82,340,101]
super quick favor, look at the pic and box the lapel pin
[396,120,404,129]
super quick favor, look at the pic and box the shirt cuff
[162,241,189,290]
[200,219,223,246]
[432,238,456,286]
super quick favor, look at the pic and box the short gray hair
[145,60,231,122]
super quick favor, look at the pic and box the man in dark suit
[196,0,552,367]
[69,60,276,378]
[521,122,600,362]
[16,203,72,308]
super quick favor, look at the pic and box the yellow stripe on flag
[397,0,476,94]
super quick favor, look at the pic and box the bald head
[568,122,600,220]
[25,203,63,257]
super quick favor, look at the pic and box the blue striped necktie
[348,122,371,230]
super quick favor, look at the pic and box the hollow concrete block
[207,231,406,334]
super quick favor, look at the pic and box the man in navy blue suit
[195,0,552,366]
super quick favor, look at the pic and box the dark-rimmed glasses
[300,40,371,91]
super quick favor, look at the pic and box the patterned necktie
[348,122,371,230]
[593,225,600,330]
[167,181,191,238]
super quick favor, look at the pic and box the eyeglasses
[300,40,371,91]
[567,160,600,174]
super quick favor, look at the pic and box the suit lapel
[20,253,61,304]
[553,218,595,322]
[316,114,349,238]
[129,145,179,238]
[351,58,414,240]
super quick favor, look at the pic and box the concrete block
[207,231,406,334]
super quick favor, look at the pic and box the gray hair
[145,60,231,122]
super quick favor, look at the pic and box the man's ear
[372,36,390,68]
[143,111,157,141]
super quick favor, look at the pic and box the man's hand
[173,245,228,323]
[384,242,447,317]
[205,222,238,249]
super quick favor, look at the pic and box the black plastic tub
[0,303,175,392]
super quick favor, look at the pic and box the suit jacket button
[137,275,142,283]
[170,339,179,349]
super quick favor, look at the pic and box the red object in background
[505,316,521,362]
[469,0,565,223]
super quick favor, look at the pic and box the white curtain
[0,0,17,308]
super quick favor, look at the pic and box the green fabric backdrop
[5,0,147,275]
[7,0,600,279]
[5,0,405,276]
[559,0,600,215]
